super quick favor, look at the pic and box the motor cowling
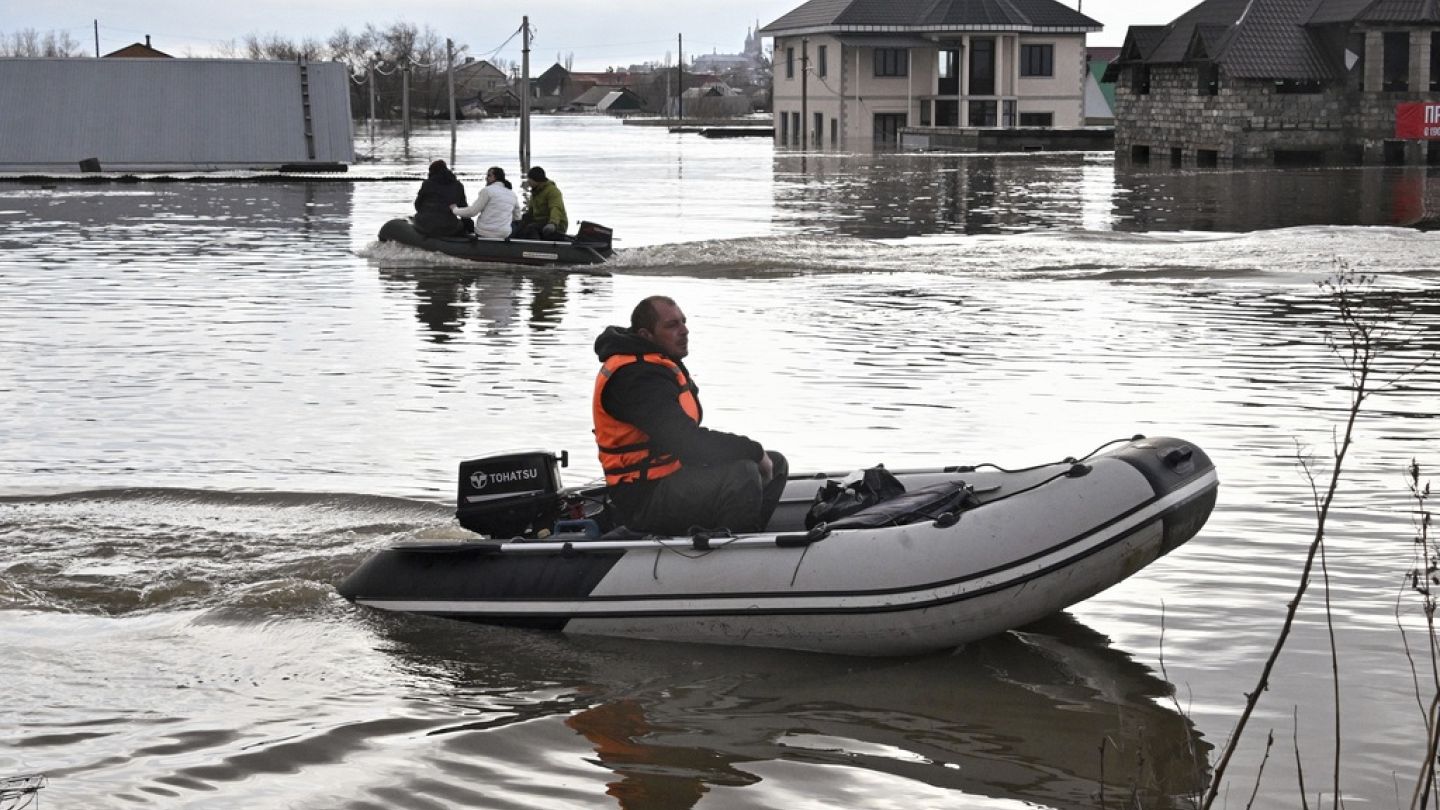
[456,451,566,538]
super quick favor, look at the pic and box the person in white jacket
[451,167,522,239]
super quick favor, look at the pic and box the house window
[814,112,824,146]
[1383,140,1406,165]
[791,112,801,146]
[1135,65,1151,95]
[1432,33,1439,91]
[969,38,995,94]
[1199,63,1220,95]
[937,47,960,95]
[1382,31,1409,91]
[1019,111,1053,126]
[968,100,997,126]
[786,47,795,79]
[817,45,827,78]
[1020,44,1053,77]
[873,112,907,146]
[778,111,788,144]
[831,117,838,146]
[1197,149,1219,167]
[874,48,908,77]
[936,100,958,126]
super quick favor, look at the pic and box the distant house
[680,81,753,117]
[761,0,1102,150]
[1105,0,1440,165]
[103,36,171,58]
[481,86,523,117]
[1084,47,1120,124]
[534,63,582,108]
[453,59,510,107]
[569,85,646,113]
[0,57,353,172]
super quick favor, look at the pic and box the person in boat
[514,166,568,240]
[592,296,788,535]
[412,159,469,237]
[449,166,521,239]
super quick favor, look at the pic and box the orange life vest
[592,353,701,486]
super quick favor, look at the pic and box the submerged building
[1104,0,1440,166]
[0,57,354,172]
[760,0,1103,149]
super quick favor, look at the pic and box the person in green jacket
[515,165,569,240]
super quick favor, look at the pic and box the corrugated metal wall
[0,58,355,171]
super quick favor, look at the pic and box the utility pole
[93,20,99,57]
[677,33,684,123]
[368,53,378,149]
[520,16,531,173]
[801,38,809,147]
[447,38,457,165]
[402,63,411,138]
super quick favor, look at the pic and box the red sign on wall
[1395,102,1440,140]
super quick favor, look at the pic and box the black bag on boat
[825,480,977,530]
[804,466,906,530]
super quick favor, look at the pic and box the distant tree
[1,28,84,57]
[237,32,324,61]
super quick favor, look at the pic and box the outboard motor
[456,451,567,538]
[574,221,613,252]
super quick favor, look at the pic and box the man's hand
[541,223,557,237]
[757,452,774,484]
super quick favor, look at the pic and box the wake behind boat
[378,218,615,267]
[338,435,1218,656]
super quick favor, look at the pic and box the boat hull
[339,436,1218,656]
[377,218,612,266]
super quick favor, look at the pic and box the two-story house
[1105,0,1440,166]
[760,0,1101,149]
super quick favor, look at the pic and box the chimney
[145,35,151,47]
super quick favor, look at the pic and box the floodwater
[2,116,1438,809]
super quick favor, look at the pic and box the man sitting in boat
[450,166,522,239]
[513,166,568,240]
[412,159,469,237]
[593,296,788,535]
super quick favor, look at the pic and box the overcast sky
[15,0,1194,69]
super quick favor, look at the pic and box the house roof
[571,85,624,105]
[597,90,644,110]
[1111,0,1440,81]
[760,0,1101,34]
[455,59,506,77]
[103,42,173,58]
[1354,0,1440,21]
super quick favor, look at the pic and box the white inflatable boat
[338,435,1218,656]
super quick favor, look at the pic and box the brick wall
[1113,61,1433,165]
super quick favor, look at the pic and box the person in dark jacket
[592,295,787,535]
[412,159,468,236]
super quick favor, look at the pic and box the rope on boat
[946,434,1144,474]
[649,528,743,579]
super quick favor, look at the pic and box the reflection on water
[367,612,1208,810]
[773,151,1440,237]
[377,266,574,343]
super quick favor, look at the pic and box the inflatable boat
[377,218,614,266]
[338,435,1218,656]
